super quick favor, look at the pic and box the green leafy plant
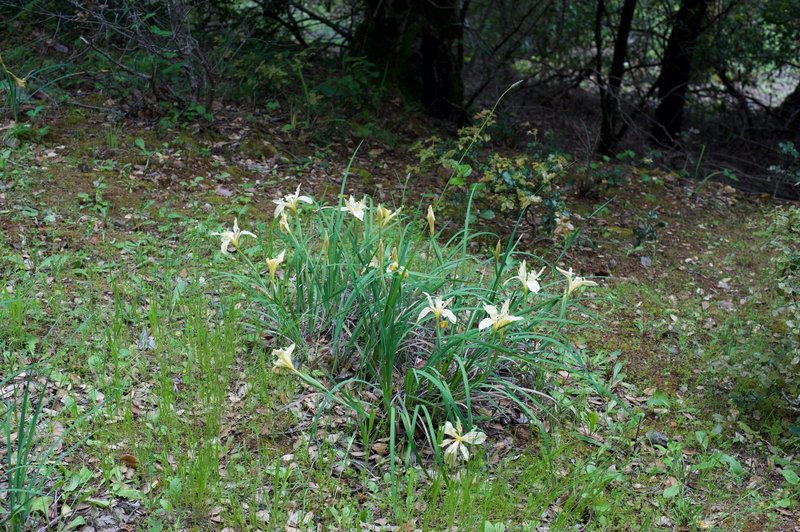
[765,206,800,409]
[0,148,11,170]
[477,152,568,235]
[768,141,800,193]
[77,177,111,216]
[632,209,665,249]
[0,54,26,121]
[409,108,569,238]
[211,169,610,486]
[134,138,159,169]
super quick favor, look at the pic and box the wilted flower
[278,212,291,233]
[341,195,367,221]
[273,185,313,218]
[266,250,286,281]
[213,218,256,254]
[478,299,523,332]
[427,205,436,236]
[386,246,408,278]
[553,213,575,240]
[418,292,457,326]
[368,240,385,270]
[440,419,486,466]
[375,204,401,227]
[556,266,597,295]
[272,343,297,373]
[510,260,545,294]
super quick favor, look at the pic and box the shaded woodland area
[2,0,799,195]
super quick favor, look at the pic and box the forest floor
[1,105,799,531]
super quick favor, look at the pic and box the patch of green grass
[2,119,799,529]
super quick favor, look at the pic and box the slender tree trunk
[777,80,800,130]
[352,0,464,121]
[351,0,410,72]
[651,0,709,147]
[597,0,638,154]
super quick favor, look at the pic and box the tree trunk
[352,0,464,121]
[597,0,638,154]
[777,80,800,130]
[651,0,709,147]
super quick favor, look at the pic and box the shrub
[478,152,569,235]
[408,110,569,238]
[732,206,800,421]
[768,141,800,191]
[210,177,606,471]
[768,206,800,408]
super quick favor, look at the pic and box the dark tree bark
[777,81,800,130]
[597,0,638,154]
[651,0,709,147]
[352,0,464,121]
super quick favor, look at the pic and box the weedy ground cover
[1,108,799,530]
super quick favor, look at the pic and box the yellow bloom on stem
[440,419,486,466]
[386,246,408,278]
[427,205,436,236]
[272,343,298,373]
[213,218,256,254]
[478,299,523,332]
[266,250,286,280]
[273,185,313,218]
[0,54,26,88]
[556,266,598,295]
[417,292,457,325]
[375,204,401,227]
[278,212,291,234]
[340,195,367,221]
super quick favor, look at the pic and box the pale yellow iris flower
[0,54,26,88]
[510,260,546,294]
[441,419,486,466]
[375,204,401,227]
[272,343,298,373]
[273,185,313,218]
[418,292,457,326]
[478,299,523,332]
[556,266,597,295]
[341,195,367,221]
[266,250,286,280]
[213,218,256,254]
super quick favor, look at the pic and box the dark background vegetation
[1,0,799,197]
